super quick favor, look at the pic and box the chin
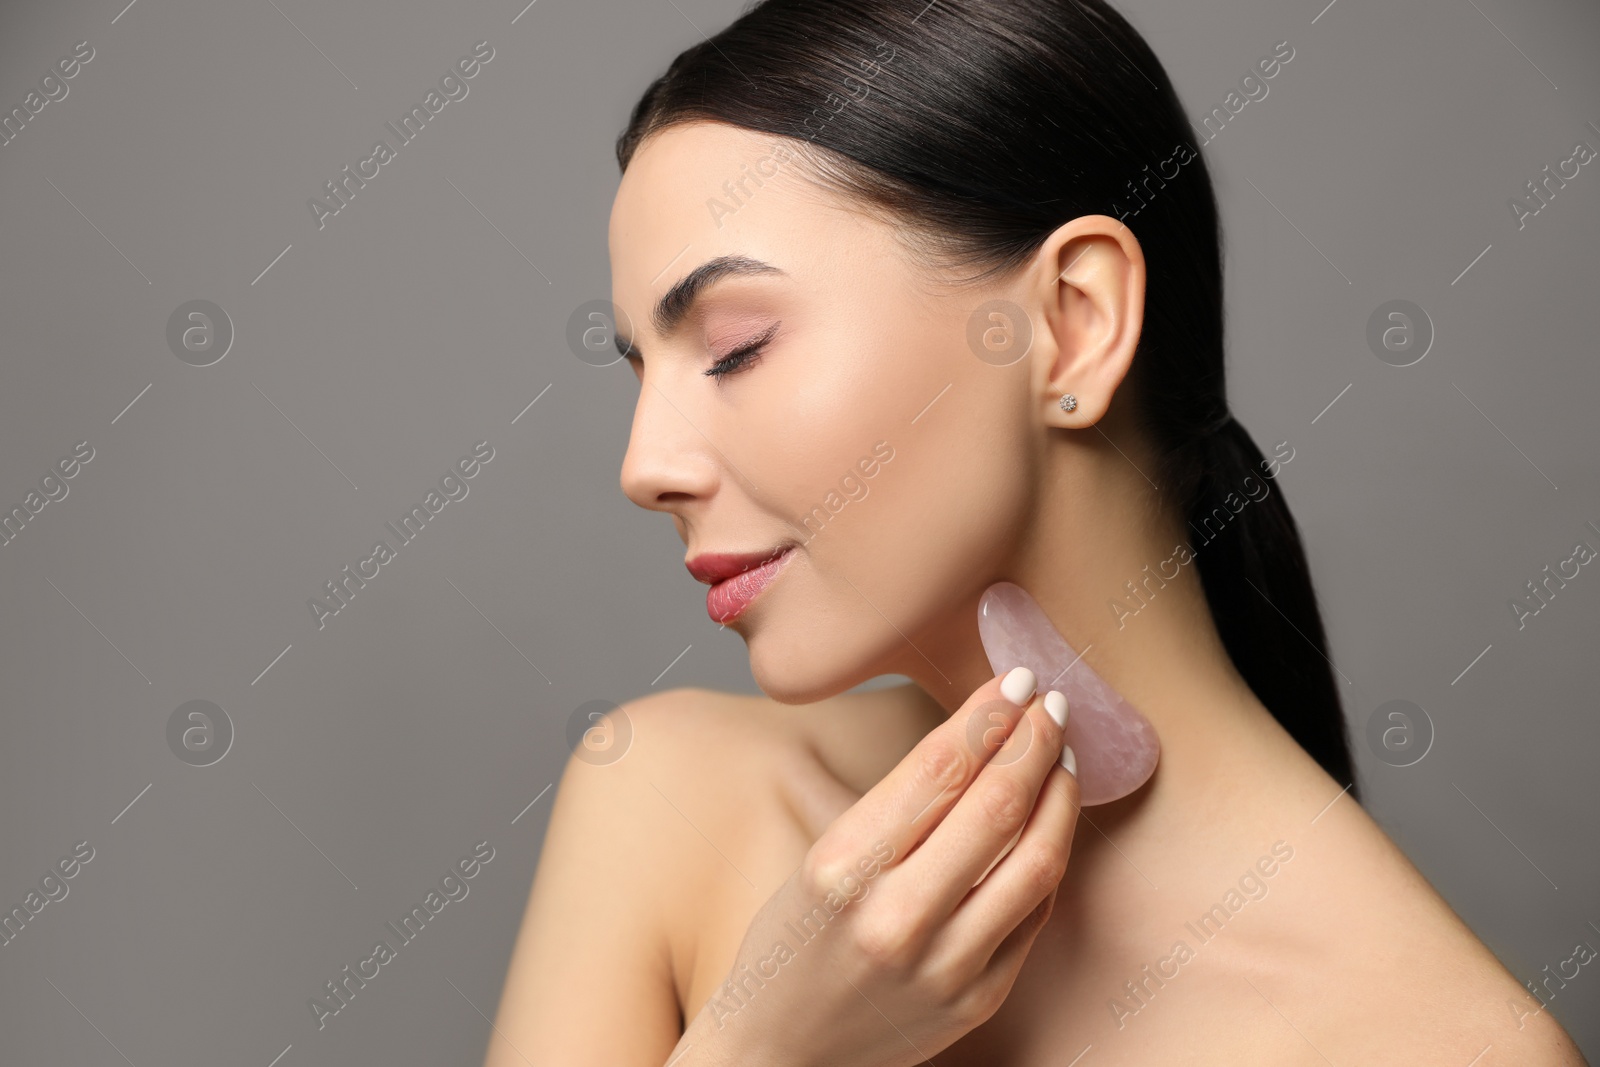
[746,645,879,705]
[733,563,922,705]
[739,613,876,706]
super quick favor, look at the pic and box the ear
[1026,215,1146,429]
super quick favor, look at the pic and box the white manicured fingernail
[1000,666,1036,707]
[1044,690,1068,729]
[1060,745,1077,777]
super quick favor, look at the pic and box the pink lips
[686,546,796,623]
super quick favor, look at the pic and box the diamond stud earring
[1058,394,1078,412]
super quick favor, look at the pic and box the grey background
[1,0,1596,1062]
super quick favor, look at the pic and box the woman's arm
[483,692,687,1066]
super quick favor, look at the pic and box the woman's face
[610,121,1040,703]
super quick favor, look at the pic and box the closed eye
[705,322,779,381]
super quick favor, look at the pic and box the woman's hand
[668,666,1079,1067]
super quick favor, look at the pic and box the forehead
[609,120,797,246]
[608,122,892,322]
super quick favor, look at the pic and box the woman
[486,0,1586,1062]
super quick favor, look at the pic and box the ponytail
[1184,417,1358,796]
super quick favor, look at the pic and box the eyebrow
[614,254,785,360]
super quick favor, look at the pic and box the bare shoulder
[490,679,943,1056]
[607,682,941,1014]
[614,683,813,766]
[606,680,934,890]
[612,679,940,822]
[1210,794,1590,1065]
[596,686,843,999]
[487,685,817,1064]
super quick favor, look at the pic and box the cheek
[738,318,928,526]
[747,325,1034,694]
[842,386,1033,597]
[753,421,1032,700]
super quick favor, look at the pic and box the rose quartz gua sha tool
[977,581,1159,805]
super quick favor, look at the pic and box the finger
[811,667,1037,882]
[946,761,1081,977]
[938,885,1056,1028]
[972,883,1054,998]
[888,686,1071,919]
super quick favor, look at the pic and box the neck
[892,413,1301,830]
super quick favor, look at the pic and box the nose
[619,378,720,515]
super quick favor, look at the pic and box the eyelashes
[704,321,780,380]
